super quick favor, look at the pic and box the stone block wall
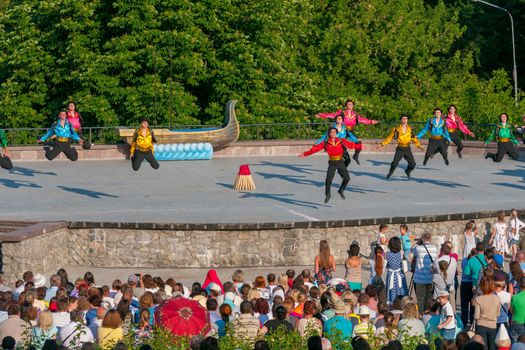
[65,217,498,270]
[2,228,73,284]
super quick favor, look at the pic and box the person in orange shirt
[299,127,356,203]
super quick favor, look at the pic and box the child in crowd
[436,291,456,340]
[352,306,376,339]
[399,224,413,261]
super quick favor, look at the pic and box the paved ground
[0,153,523,223]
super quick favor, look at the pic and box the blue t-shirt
[323,315,353,339]
[400,234,411,251]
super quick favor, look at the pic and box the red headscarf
[202,269,223,293]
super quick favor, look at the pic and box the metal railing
[1,122,512,146]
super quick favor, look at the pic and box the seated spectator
[254,298,271,325]
[31,310,58,349]
[398,302,425,341]
[260,305,293,336]
[98,309,124,349]
[0,304,28,346]
[51,298,70,329]
[57,309,94,348]
[296,300,322,338]
[323,298,353,340]
[375,312,398,344]
[232,301,260,344]
[214,303,232,337]
[353,306,376,339]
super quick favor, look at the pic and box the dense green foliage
[0,0,522,130]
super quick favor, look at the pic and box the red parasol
[155,298,211,336]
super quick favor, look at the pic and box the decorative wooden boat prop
[118,100,240,151]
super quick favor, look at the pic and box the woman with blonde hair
[314,240,336,284]
[98,309,124,349]
[277,274,289,293]
[397,303,425,339]
[31,310,58,348]
[232,270,244,292]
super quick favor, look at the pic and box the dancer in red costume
[316,99,379,165]
[66,102,91,150]
[299,127,356,203]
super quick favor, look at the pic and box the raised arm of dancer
[299,142,325,157]
[380,128,396,146]
[485,126,497,144]
[416,119,431,140]
[316,110,341,119]
[39,125,55,142]
[357,114,379,125]
[457,117,474,137]
[346,130,360,143]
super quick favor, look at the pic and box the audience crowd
[0,211,524,350]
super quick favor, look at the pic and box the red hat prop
[233,164,255,191]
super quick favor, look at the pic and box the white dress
[493,222,509,254]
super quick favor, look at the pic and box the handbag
[467,320,476,338]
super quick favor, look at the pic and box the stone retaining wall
[3,210,521,284]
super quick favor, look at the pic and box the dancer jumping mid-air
[417,108,452,166]
[315,114,360,167]
[485,113,519,162]
[299,127,356,203]
[39,111,83,161]
[439,105,475,159]
[316,99,379,165]
[66,102,91,150]
[130,119,159,171]
[0,129,13,170]
[379,115,424,179]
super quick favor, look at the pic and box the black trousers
[343,150,351,167]
[0,155,13,170]
[424,138,448,162]
[132,150,159,171]
[390,146,416,173]
[486,141,518,162]
[325,160,350,195]
[475,325,497,350]
[449,130,463,153]
[76,129,91,150]
[460,281,474,327]
[45,141,78,161]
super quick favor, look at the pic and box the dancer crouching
[299,127,354,203]
[0,129,13,170]
[130,119,159,171]
[38,111,83,161]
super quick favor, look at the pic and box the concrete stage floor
[0,153,523,223]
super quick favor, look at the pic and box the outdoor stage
[1,153,523,223]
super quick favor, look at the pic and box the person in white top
[57,310,94,348]
[377,224,389,254]
[490,211,509,256]
[437,291,456,340]
[433,244,458,313]
[509,209,525,261]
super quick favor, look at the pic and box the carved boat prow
[118,100,240,151]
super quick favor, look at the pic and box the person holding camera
[411,232,438,313]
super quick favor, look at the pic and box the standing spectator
[434,243,457,312]
[490,211,509,256]
[314,240,336,284]
[206,299,220,325]
[98,309,124,350]
[0,304,29,346]
[494,272,511,336]
[474,277,500,350]
[509,209,525,261]
[386,237,408,306]
[511,277,525,343]
[31,310,58,349]
[399,224,412,261]
[509,261,524,295]
[57,309,94,348]
[45,275,61,302]
[461,248,477,328]
[369,246,386,303]
[266,274,277,298]
[463,221,478,259]
[88,307,107,342]
[412,232,438,313]
[345,243,362,291]
[232,301,260,344]
[296,300,322,338]
[56,269,74,294]
[463,243,487,290]
[377,224,389,253]
[436,291,456,340]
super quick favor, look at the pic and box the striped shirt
[52,312,71,329]
[412,244,438,284]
